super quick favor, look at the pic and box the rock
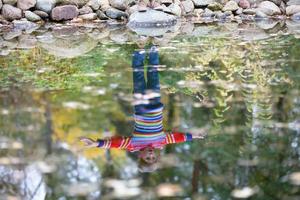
[33,10,48,18]
[127,4,138,15]
[51,5,78,21]
[269,0,281,6]
[255,9,268,17]
[78,6,93,14]
[257,1,281,15]
[193,8,204,16]
[181,0,194,13]
[13,19,40,33]
[222,0,239,11]
[100,0,110,10]
[286,5,300,15]
[168,3,182,16]
[105,7,128,19]
[207,2,223,11]
[292,11,300,20]
[2,28,22,39]
[25,10,41,21]
[18,34,37,48]
[1,4,22,21]
[0,0,2,9]
[57,0,88,7]
[238,0,250,9]
[127,9,177,30]
[243,8,256,14]
[87,0,101,10]
[78,13,97,20]
[287,0,300,5]
[96,10,109,19]
[17,0,36,10]
[36,0,55,13]
[235,7,243,14]
[109,0,127,10]
[202,7,214,17]
[3,0,17,5]
[192,0,214,7]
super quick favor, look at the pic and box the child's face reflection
[139,146,158,164]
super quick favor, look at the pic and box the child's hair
[138,158,159,173]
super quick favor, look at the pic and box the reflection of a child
[80,46,205,172]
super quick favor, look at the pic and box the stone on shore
[243,8,256,14]
[36,0,56,13]
[87,0,101,10]
[3,0,17,5]
[33,10,48,18]
[51,5,78,21]
[109,0,127,11]
[96,10,109,19]
[105,7,127,19]
[238,0,250,9]
[192,0,214,7]
[286,5,300,15]
[17,0,36,10]
[287,0,300,5]
[168,3,182,16]
[78,6,93,15]
[1,4,22,21]
[207,2,223,11]
[257,1,281,15]
[78,13,97,20]
[24,10,42,21]
[182,0,194,13]
[127,4,138,15]
[222,0,239,11]
[58,0,88,7]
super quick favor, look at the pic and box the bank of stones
[0,0,300,25]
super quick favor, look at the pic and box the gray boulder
[51,5,78,21]
[192,0,214,7]
[105,7,128,19]
[17,0,36,10]
[87,0,101,10]
[1,4,22,21]
[24,10,41,21]
[3,0,17,5]
[78,6,93,15]
[127,9,177,32]
[222,0,239,11]
[182,0,194,13]
[286,5,300,15]
[109,0,127,10]
[78,13,97,20]
[257,1,281,15]
[287,0,300,5]
[33,10,48,18]
[36,0,56,13]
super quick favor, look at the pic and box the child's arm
[165,131,205,144]
[80,136,131,149]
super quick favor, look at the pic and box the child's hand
[79,137,98,147]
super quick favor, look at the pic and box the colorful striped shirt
[97,105,193,151]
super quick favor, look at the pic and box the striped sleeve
[165,132,193,144]
[97,136,131,149]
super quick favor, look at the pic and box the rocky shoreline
[0,0,300,26]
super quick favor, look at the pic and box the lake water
[1,21,300,199]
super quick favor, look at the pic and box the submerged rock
[13,19,40,33]
[25,10,42,21]
[257,1,281,15]
[1,4,22,21]
[17,0,36,10]
[51,5,78,21]
[286,5,300,15]
[36,0,56,13]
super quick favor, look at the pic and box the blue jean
[132,48,162,114]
